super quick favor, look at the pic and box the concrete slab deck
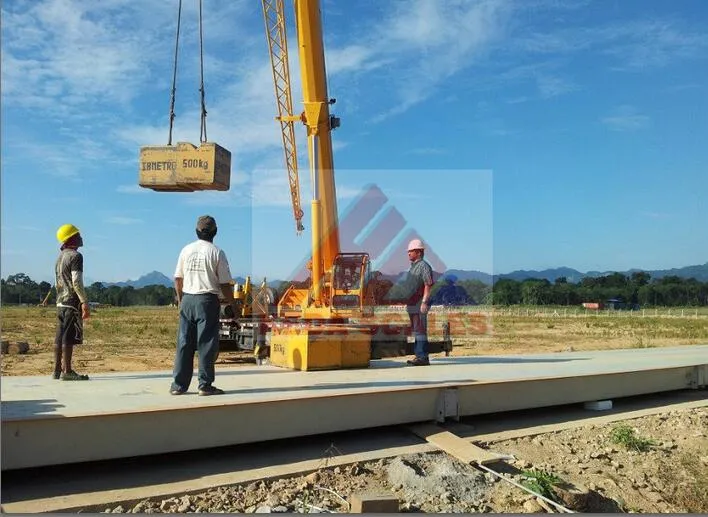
[1,345,706,471]
[2,345,707,420]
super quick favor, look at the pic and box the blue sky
[1,0,707,284]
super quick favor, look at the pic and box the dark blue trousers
[407,309,429,360]
[171,293,220,391]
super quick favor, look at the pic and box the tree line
[376,271,708,308]
[2,271,707,308]
[1,274,175,307]
[443,272,708,307]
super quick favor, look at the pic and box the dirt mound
[98,405,707,513]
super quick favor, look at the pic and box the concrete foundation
[2,345,706,471]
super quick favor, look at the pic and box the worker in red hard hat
[405,238,433,366]
[53,224,90,380]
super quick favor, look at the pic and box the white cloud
[535,74,577,98]
[2,0,704,199]
[515,19,708,70]
[2,1,156,111]
[366,0,510,121]
[601,105,650,132]
[325,45,383,75]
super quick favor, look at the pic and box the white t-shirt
[174,240,232,295]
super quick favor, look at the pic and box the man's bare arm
[174,278,184,305]
[220,283,235,304]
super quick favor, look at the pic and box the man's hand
[420,301,429,314]
[231,300,241,318]
[81,303,91,320]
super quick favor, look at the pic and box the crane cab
[139,141,231,192]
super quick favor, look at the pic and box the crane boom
[262,0,341,308]
[262,0,305,234]
[293,0,340,303]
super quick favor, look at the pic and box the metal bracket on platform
[436,387,460,423]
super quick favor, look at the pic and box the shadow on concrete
[371,355,584,369]
[91,354,584,381]
[91,368,285,381]
[218,378,466,396]
[0,424,421,505]
[1,399,65,419]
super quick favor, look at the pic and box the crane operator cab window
[332,253,369,309]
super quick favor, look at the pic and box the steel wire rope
[198,0,208,143]
[319,0,336,133]
[320,2,332,99]
[167,0,183,145]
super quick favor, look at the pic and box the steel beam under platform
[2,345,706,471]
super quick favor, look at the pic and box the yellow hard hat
[56,224,80,243]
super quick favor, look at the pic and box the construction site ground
[1,306,707,513]
[2,305,707,377]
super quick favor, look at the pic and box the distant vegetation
[1,274,174,307]
[382,271,708,308]
[2,270,707,307]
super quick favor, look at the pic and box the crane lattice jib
[262,0,305,234]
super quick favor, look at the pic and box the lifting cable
[167,0,209,145]
[198,0,208,143]
[319,3,333,108]
[167,0,183,145]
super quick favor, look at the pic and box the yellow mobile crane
[139,0,451,370]
[260,0,388,370]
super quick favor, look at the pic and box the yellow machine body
[139,142,231,192]
[269,324,372,371]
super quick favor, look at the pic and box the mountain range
[101,262,708,288]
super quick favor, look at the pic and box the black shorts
[55,306,83,346]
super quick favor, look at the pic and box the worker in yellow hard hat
[404,238,434,366]
[53,224,90,380]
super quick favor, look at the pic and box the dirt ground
[2,305,706,377]
[96,405,708,514]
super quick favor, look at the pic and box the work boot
[406,357,430,366]
[62,370,89,380]
[198,385,225,396]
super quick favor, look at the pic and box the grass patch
[520,468,562,501]
[609,424,656,452]
[657,452,708,513]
